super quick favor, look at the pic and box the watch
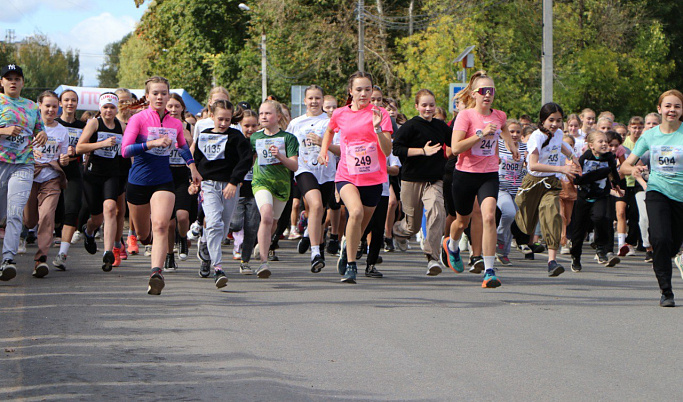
[476,129,484,139]
[374,126,382,134]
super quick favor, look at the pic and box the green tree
[117,33,153,89]
[98,33,131,88]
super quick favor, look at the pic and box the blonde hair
[206,86,230,106]
[455,70,493,109]
[260,100,288,130]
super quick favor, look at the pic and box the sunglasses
[475,87,495,96]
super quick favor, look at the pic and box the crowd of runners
[1,63,682,307]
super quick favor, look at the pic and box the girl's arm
[76,118,109,154]
[561,142,580,166]
[498,124,520,160]
[619,153,642,176]
[318,126,335,165]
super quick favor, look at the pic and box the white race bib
[169,148,185,165]
[652,145,683,176]
[146,127,177,157]
[66,127,82,147]
[40,137,61,161]
[0,127,31,153]
[93,132,122,159]
[244,167,254,181]
[472,130,500,156]
[541,144,562,167]
[256,137,286,166]
[499,155,524,183]
[299,136,321,168]
[197,133,228,161]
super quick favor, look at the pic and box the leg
[538,187,562,262]
[102,199,118,252]
[3,164,34,260]
[240,198,260,263]
[421,181,446,261]
[202,181,226,268]
[366,196,389,266]
[34,180,62,260]
[149,191,175,269]
[496,190,517,257]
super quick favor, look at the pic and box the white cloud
[2,0,91,22]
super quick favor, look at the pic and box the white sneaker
[517,244,533,254]
[71,231,82,244]
[256,262,271,278]
[52,253,67,270]
[187,221,202,241]
[239,262,253,275]
[560,246,570,255]
[144,245,152,257]
[626,246,636,256]
[426,259,442,276]
[17,239,26,254]
[459,234,469,252]
[253,245,260,259]
[394,236,408,252]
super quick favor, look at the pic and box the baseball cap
[1,64,24,78]
[237,101,251,110]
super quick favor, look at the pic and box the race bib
[345,142,380,175]
[256,137,286,166]
[66,127,82,147]
[299,135,321,168]
[197,133,228,161]
[146,127,177,157]
[40,137,61,161]
[0,127,30,153]
[93,132,122,159]
[542,144,562,166]
[244,167,254,181]
[652,145,683,176]
[169,148,185,165]
[472,130,500,156]
[499,155,524,185]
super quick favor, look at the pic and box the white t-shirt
[382,153,401,197]
[35,123,69,183]
[287,113,336,183]
[526,128,570,178]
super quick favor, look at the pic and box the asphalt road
[1,237,682,401]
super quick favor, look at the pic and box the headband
[99,93,119,109]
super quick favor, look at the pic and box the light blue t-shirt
[632,124,683,202]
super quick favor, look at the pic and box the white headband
[99,93,119,109]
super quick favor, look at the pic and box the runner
[121,76,201,295]
[318,71,393,284]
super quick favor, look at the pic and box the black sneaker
[163,253,177,272]
[645,251,654,263]
[311,254,325,273]
[25,230,37,245]
[531,243,546,253]
[660,293,675,307]
[468,255,484,274]
[101,251,115,272]
[33,256,49,278]
[596,253,608,265]
[383,237,395,252]
[83,225,97,255]
[297,236,310,254]
[214,269,228,289]
[605,253,620,267]
[197,239,210,262]
[147,268,165,295]
[326,238,340,256]
[525,252,535,260]
[337,238,347,276]
[198,259,211,278]
[268,249,279,261]
[365,264,383,278]
[571,255,582,272]
[178,237,189,261]
[547,260,565,277]
[356,239,367,260]
[0,259,17,281]
[376,255,383,265]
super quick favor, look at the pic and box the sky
[3,0,149,86]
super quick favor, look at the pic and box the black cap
[237,101,250,110]
[1,64,23,78]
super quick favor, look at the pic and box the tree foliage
[98,33,131,88]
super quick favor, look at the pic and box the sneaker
[33,256,49,278]
[459,233,469,252]
[311,254,325,273]
[531,243,546,253]
[675,254,683,280]
[197,239,210,262]
[256,262,271,278]
[626,246,636,256]
[618,244,630,257]
[147,268,165,295]
[571,255,582,272]
[163,253,177,272]
[394,235,408,252]
[547,260,565,277]
[82,225,97,255]
[439,236,449,267]
[468,256,484,274]
[268,249,279,261]
[356,239,367,260]
[644,251,654,263]
[288,229,302,240]
[426,259,442,276]
[144,245,152,257]
[517,244,533,254]
[441,237,464,273]
[52,253,67,271]
[71,230,82,244]
[297,236,310,254]
[604,253,620,267]
[365,264,383,278]
[17,238,26,254]
[0,259,17,281]
[496,254,512,266]
[383,237,395,252]
[341,263,357,283]
[337,237,348,275]
[198,259,211,278]
[233,250,241,260]
[283,228,290,238]
[221,238,231,246]
[376,255,383,265]
[119,242,128,260]
[660,293,675,307]
[239,262,253,275]
[560,245,570,255]
[326,238,340,255]
[127,235,139,255]
[482,269,501,288]
[112,247,122,267]
[102,251,115,272]
[178,238,188,261]
[525,253,535,260]
[187,221,202,240]
[214,269,228,289]
[26,231,37,244]
[297,211,307,234]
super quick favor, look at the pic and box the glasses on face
[476,87,495,96]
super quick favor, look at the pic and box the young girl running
[559,135,577,254]
[392,88,451,275]
[286,85,337,273]
[621,90,683,307]
[251,100,299,278]
[318,71,393,284]
[441,70,519,288]
[565,114,585,155]
[514,102,580,277]
[24,91,69,277]
[569,131,621,272]
[76,92,127,271]
[122,76,201,295]
[194,100,252,288]
[620,116,646,257]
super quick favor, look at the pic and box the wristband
[374,126,382,134]
[142,142,149,151]
[422,148,426,155]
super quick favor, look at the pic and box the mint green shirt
[632,124,683,202]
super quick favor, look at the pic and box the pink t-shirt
[329,104,393,186]
[453,108,507,173]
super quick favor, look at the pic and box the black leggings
[570,197,613,258]
[646,190,683,295]
[363,196,389,266]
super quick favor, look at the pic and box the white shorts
[254,189,287,220]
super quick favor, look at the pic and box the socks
[59,241,70,256]
[311,245,320,260]
[114,241,122,248]
[448,238,459,253]
[128,229,136,237]
[290,225,297,233]
[618,233,626,248]
[330,233,338,241]
[84,227,93,237]
[483,256,495,271]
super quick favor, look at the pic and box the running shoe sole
[311,259,325,273]
[215,276,228,289]
[337,239,347,276]
[341,275,356,284]
[102,252,114,272]
[469,259,485,274]
[548,265,565,277]
[618,244,629,257]
[52,259,66,271]
[426,264,442,276]
[147,276,165,295]
[605,256,620,267]
[33,264,49,278]
[482,276,501,288]
[257,268,271,278]
[0,267,16,281]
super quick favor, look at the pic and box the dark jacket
[574,150,620,200]
[194,128,254,185]
[392,116,451,182]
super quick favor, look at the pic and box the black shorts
[296,172,335,209]
[291,180,302,199]
[171,167,193,212]
[335,181,383,208]
[126,181,175,206]
[83,173,123,216]
[451,170,499,216]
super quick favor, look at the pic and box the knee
[481,211,496,227]
[347,207,363,222]
[151,219,169,234]
[103,204,117,219]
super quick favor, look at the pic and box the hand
[1,126,22,136]
[269,144,281,159]
[101,136,117,148]
[188,183,200,195]
[59,153,70,166]
[33,149,44,159]
[190,166,202,186]
[561,163,581,180]
[68,145,76,157]
[372,106,383,130]
[149,136,172,149]
[423,141,442,156]
[482,123,498,136]
[223,183,237,199]
[306,132,322,147]
[611,185,625,198]
[632,168,642,179]
[317,153,329,167]
[33,131,47,147]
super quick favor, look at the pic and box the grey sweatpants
[229,196,260,263]
[202,180,241,268]
[0,162,34,260]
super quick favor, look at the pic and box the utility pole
[261,31,267,101]
[541,0,553,104]
[406,0,414,97]
[358,0,364,72]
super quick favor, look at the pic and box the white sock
[311,245,320,260]
[290,225,297,233]
[618,233,626,248]
[303,227,309,237]
[448,238,459,252]
[483,256,495,271]
[59,242,70,256]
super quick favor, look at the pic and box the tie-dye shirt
[0,93,45,164]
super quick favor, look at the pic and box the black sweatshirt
[194,127,254,185]
[573,150,620,200]
[392,116,452,182]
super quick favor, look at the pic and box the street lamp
[238,3,267,101]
